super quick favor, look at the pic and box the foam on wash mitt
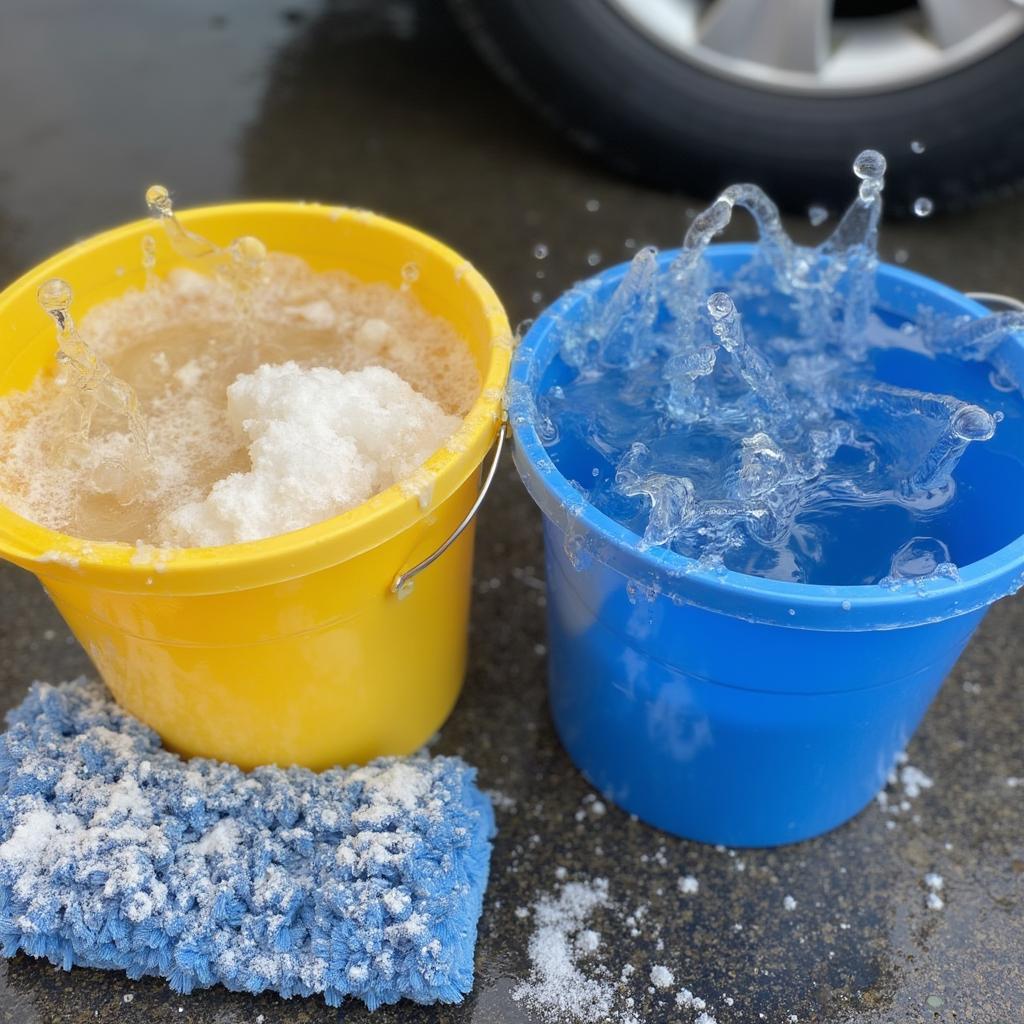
[0,678,494,1009]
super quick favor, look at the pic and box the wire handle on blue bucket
[391,420,507,597]
[967,291,1024,313]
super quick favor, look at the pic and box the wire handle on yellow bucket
[391,420,507,597]
[967,291,1024,312]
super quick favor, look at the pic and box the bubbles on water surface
[882,537,959,587]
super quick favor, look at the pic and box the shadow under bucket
[0,204,511,771]
[509,243,1024,847]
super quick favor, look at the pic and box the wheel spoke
[919,0,1019,49]
[699,0,831,73]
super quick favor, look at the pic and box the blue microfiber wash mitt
[0,678,495,1009]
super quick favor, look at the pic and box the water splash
[38,279,150,483]
[145,184,267,319]
[533,149,1021,585]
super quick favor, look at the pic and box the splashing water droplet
[852,149,887,202]
[853,150,887,181]
[586,251,602,267]
[515,318,535,339]
[145,184,174,219]
[841,600,852,611]
[533,243,549,260]
[37,278,73,322]
[531,291,543,305]
[913,196,934,218]
[400,262,419,289]
[952,405,996,442]
[894,248,909,264]
[585,198,601,213]
[232,235,267,266]
[624,238,637,250]
[910,140,926,154]
[808,205,829,227]
[37,278,150,468]
[707,292,735,320]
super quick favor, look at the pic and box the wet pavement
[1,2,1023,1022]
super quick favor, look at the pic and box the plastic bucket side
[542,516,984,845]
[0,204,511,769]
[509,243,1024,844]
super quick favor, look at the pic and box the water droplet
[912,196,934,218]
[707,292,735,320]
[893,248,909,264]
[535,268,546,280]
[231,235,267,265]
[533,243,549,260]
[910,140,926,154]
[787,608,796,616]
[38,279,73,319]
[853,150,886,181]
[624,238,637,250]
[841,599,852,611]
[145,184,173,219]
[531,291,543,305]
[807,205,829,227]
[515,318,535,339]
[585,198,601,213]
[400,262,419,289]
[952,405,995,441]
[586,251,602,267]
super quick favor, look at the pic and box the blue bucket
[508,243,1024,847]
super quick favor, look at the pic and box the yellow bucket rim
[0,202,512,595]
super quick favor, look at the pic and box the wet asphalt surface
[0,2,1023,1022]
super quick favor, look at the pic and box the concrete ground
[0,2,1021,1022]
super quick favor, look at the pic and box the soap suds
[161,363,459,546]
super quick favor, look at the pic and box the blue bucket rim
[508,242,1024,631]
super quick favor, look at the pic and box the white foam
[160,364,459,546]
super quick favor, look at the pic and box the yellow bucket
[0,203,511,770]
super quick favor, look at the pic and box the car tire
[449,0,1024,215]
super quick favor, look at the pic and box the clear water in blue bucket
[535,152,1024,587]
[538,296,1024,587]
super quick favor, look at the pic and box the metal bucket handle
[391,419,507,595]
[966,291,1024,312]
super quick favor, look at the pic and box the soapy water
[0,188,479,546]
[536,151,1024,586]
